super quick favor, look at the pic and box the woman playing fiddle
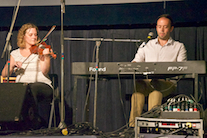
[1,23,53,127]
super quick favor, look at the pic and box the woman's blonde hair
[17,23,39,48]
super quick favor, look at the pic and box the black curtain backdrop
[0,26,207,132]
[0,1,206,28]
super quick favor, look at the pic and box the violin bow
[39,25,56,44]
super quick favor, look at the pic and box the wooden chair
[1,76,16,83]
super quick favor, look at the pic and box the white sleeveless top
[11,48,52,88]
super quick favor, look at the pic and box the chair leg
[53,106,56,127]
[48,90,60,128]
[48,99,56,129]
[48,74,60,129]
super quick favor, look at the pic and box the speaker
[0,83,37,131]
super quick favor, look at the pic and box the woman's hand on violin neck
[39,48,51,60]
[42,48,51,55]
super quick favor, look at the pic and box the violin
[30,42,57,59]
[29,25,57,59]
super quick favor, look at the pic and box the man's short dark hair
[157,14,174,26]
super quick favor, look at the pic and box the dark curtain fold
[0,26,206,132]
[197,27,207,109]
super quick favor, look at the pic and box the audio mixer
[135,117,203,138]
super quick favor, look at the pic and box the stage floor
[0,128,129,138]
[0,136,100,138]
[0,127,206,138]
[0,132,207,138]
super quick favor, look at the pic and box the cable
[155,126,187,138]
[104,124,127,135]
[159,75,185,93]
[197,81,203,102]
[82,44,96,121]
[117,73,128,127]
[140,94,204,118]
[133,71,137,92]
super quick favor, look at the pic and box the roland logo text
[89,67,107,72]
